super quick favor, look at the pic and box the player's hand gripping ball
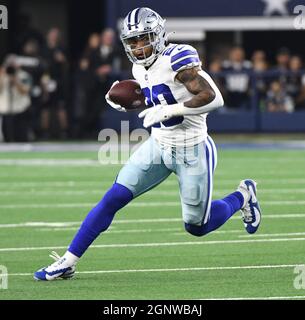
[106,80,146,112]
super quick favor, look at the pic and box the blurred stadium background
[1,0,305,300]
[1,0,305,141]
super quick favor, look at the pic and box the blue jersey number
[142,84,184,127]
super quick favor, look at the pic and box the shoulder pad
[164,44,201,72]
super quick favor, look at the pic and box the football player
[34,7,261,281]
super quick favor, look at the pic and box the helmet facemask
[121,32,160,67]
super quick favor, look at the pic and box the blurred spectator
[209,58,222,73]
[252,59,268,73]
[287,55,305,111]
[76,28,122,138]
[266,81,294,113]
[251,50,268,70]
[271,47,291,88]
[0,57,32,142]
[79,33,100,71]
[251,50,269,107]
[91,28,121,77]
[21,39,46,138]
[208,58,226,97]
[72,33,101,138]
[222,47,252,110]
[274,47,290,72]
[41,27,68,139]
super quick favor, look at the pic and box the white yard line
[0,202,180,209]
[3,263,303,277]
[0,200,304,209]
[36,227,183,233]
[0,159,102,166]
[35,228,243,234]
[0,190,105,196]
[1,178,305,188]
[1,213,305,229]
[0,219,182,228]
[244,189,305,194]
[0,157,304,167]
[0,190,180,196]
[0,181,96,187]
[1,189,305,196]
[0,222,82,228]
[1,237,305,252]
[253,213,305,218]
[262,201,305,205]
[239,232,305,238]
[36,227,80,232]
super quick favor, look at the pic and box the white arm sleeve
[172,69,224,116]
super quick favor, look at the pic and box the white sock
[237,188,250,208]
[63,251,79,265]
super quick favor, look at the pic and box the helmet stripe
[130,9,136,27]
[127,11,132,30]
[130,8,140,29]
[134,8,141,27]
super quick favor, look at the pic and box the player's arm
[175,66,224,114]
[176,66,216,108]
[139,66,224,127]
[139,45,224,127]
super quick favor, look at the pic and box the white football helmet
[120,7,167,67]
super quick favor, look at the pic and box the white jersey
[132,43,218,147]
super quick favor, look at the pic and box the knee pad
[183,213,202,226]
[180,184,203,207]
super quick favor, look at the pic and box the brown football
[108,80,146,111]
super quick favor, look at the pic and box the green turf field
[0,147,305,300]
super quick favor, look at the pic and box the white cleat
[237,179,262,234]
[34,251,76,281]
